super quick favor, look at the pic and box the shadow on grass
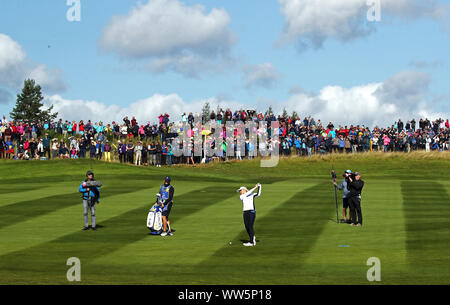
[0,185,43,195]
[0,180,162,230]
[401,181,450,266]
[1,172,257,186]
[0,185,236,282]
[189,182,333,282]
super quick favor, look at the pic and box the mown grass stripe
[188,182,332,284]
[0,183,201,258]
[87,181,311,272]
[0,185,42,195]
[0,188,157,256]
[1,173,237,186]
[0,183,76,207]
[0,185,236,283]
[401,181,450,275]
[296,179,409,284]
[0,179,162,230]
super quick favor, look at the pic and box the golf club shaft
[334,185,339,223]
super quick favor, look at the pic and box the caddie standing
[79,170,101,230]
[159,176,174,236]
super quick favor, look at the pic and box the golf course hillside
[1,152,450,285]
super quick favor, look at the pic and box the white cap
[237,186,248,193]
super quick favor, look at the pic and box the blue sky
[0,0,449,126]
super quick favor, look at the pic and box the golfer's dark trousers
[349,196,362,225]
[243,210,256,242]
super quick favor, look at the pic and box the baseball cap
[237,186,248,193]
[345,170,352,174]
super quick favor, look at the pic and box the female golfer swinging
[237,183,261,247]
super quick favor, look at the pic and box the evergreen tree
[265,105,274,117]
[202,101,211,124]
[10,79,58,122]
[282,107,288,118]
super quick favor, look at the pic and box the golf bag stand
[147,195,163,235]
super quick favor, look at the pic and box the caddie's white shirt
[240,185,261,211]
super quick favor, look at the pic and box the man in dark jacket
[347,172,365,226]
[155,142,162,167]
[80,136,89,158]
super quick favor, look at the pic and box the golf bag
[147,195,163,234]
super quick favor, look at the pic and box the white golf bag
[147,194,163,234]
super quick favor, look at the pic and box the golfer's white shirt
[240,185,261,211]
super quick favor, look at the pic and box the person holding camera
[347,172,364,226]
[79,170,101,230]
[333,170,352,223]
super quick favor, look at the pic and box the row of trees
[201,101,298,124]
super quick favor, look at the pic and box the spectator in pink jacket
[383,135,391,152]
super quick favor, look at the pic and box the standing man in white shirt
[237,183,262,247]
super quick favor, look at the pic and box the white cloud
[42,71,447,127]
[278,0,450,50]
[374,70,431,111]
[149,52,234,78]
[0,34,26,71]
[0,33,27,87]
[278,0,369,49]
[243,63,282,89]
[278,70,447,127]
[0,33,68,93]
[28,64,68,93]
[43,94,247,124]
[99,0,236,77]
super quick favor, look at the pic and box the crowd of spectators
[1,111,449,165]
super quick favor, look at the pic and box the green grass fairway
[1,153,450,285]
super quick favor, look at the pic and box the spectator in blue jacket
[96,141,104,160]
[339,136,346,153]
[97,132,105,143]
[5,140,14,159]
[294,137,302,155]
